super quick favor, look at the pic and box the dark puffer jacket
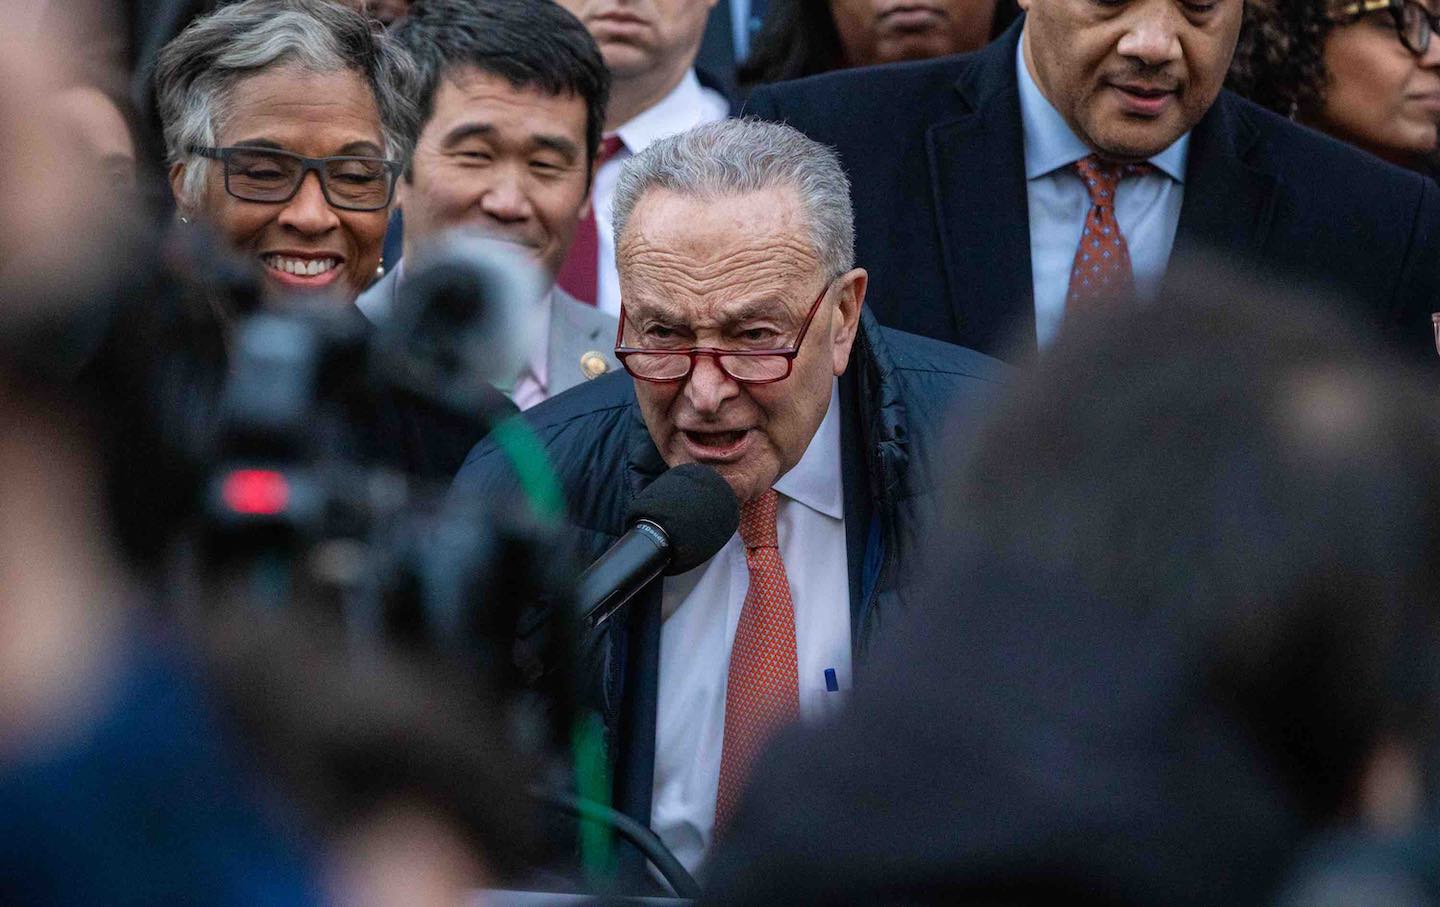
[453,309,1006,879]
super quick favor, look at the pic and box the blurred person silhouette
[704,261,1440,906]
[200,613,543,906]
[738,0,1019,92]
[0,31,543,906]
[0,29,321,907]
[38,0,225,220]
[1227,0,1440,176]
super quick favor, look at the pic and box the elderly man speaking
[455,118,1004,883]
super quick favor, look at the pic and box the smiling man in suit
[746,0,1440,363]
[360,0,620,408]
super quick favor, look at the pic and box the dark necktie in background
[556,135,627,307]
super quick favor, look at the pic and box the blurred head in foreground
[157,0,420,304]
[202,614,541,905]
[705,262,1440,906]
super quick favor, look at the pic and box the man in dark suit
[746,3,1440,363]
[454,119,1005,886]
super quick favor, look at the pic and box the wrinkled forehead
[617,187,825,321]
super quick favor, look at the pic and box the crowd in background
[5,0,1440,904]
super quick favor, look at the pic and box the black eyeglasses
[1331,0,1440,56]
[189,145,402,212]
[615,285,830,384]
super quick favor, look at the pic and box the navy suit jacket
[746,19,1440,364]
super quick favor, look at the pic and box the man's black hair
[393,0,610,175]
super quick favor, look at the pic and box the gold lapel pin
[580,351,610,380]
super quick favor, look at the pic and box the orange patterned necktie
[1067,154,1154,308]
[714,488,799,831]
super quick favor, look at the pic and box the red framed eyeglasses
[614,285,829,384]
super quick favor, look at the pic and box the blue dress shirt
[1016,37,1190,347]
[730,0,766,62]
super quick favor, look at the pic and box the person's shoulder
[553,287,619,334]
[457,372,634,479]
[1222,91,1430,199]
[744,54,975,123]
[355,266,399,323]
[878,325,1011,386]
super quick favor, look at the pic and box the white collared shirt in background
[594,70,729,318]
[1016,36,1191,348]
[650,380,850,876]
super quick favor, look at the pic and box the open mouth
[681,428,751,460]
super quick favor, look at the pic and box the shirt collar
[615,70,713,154]
[1015,33,1190,184]
[773,379,843,520]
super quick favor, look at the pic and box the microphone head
[627,464,740,576]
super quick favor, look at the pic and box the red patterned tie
[1067,154,1154,308]
[556,135,626,306]
[714,489,799,831]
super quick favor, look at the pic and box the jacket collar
[927,17,1038,360]
[1171,91,1279,264]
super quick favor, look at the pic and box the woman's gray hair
[155,0,420,205]
[611,118,855,278]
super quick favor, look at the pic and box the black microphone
[578,463,739,628]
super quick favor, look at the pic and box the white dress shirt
[650,380,850,876]
[1016,36,1190,348]
[594,70,730,317]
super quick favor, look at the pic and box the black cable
[530,788,702,899]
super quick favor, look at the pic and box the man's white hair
[611,118,855,278]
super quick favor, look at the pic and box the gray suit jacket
[357,265,620,402]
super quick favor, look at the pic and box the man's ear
[394,170,411,213]
[830,267,867,376]
[168,161,191,215]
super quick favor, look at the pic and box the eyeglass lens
[622,351,790,382]
[1399,1,1435,53]
[224,149,392,209]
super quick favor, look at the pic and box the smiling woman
[1229,0,1440,173]
[155,0,420,305]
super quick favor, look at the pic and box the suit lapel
[926,21,1037,358]
[548,288,619,396]
[1172,93,1279,266]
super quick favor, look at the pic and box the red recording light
[221,469,290,516]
